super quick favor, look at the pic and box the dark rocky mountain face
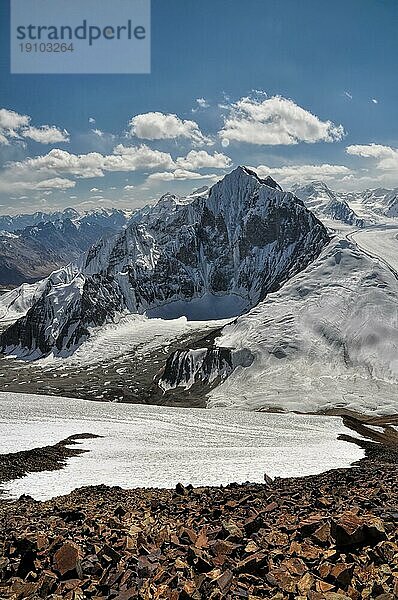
[0,167,329,359]
[0,209,130,287]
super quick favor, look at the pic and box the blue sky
[0,0,398,214]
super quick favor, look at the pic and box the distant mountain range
[292,181,366,227]
[0,208,131,286]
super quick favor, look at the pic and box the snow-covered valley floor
[349,225,398,273]
[0,392,364,501]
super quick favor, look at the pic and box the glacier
[205,236,398,415]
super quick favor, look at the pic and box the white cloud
[32,178,76,190]
[371,98,379,104]
[8,144,174,180]
[0,108,69,145]
[124,184,135,190]
[0,144,175,194]
[92,128,104,137]
[0,108,29,139]
[90,187,101,192]
[252,163,352,186]
[88,117,96,124]
[346,143,398,170]
[196,98,209,108]
[0,177,75,194]
[219,95,345,146]
[21,125,69,144]
[192,98,210,112]
[176,150,232,170]
[344,91,353,100]
[128,112,212,145]
[148,169,220,182]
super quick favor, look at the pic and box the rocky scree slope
[0,167,329,359]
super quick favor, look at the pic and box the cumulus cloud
[0,108,29,138]
[371,98,378,104]
[252,163,352,186]
[21,125,69,144]
[346,143,398,170]
[148,169,219,182]
[0,108,69,145]
[8,144,175,179]
[219,95,345,146]
[0,144,175,194]
[344,91,353,100]
[176,150,232,170]
[88,117,96,124]
[0,144,233,197]
[128,112,212,145]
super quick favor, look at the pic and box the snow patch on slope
[0,279,47,322]
[207,237,398,415]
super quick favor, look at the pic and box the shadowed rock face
[0,167,329,359]
[158,346,254,393]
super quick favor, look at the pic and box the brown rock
[297,572,315,593]
[313,522,331,544]
[316,580,335,593]
[282,557,307,576]
[53,542,81,577]
[195,527,209,549]
[318,563,331,579]
[236,552,267,574]
[267,568,297,593]
[299,514,326,536]
[331,512,386,547]
[216,569,233,593]
[175,482,187,496]
[330,562,354,587]
[264,501,278,512]
[244,540,259,553]
[221,520,243,539]
[264,473,274,486]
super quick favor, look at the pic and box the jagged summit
[293,180,365,227]
[0,168,329,359]
[235,166,282,190]
[219,166,282,191]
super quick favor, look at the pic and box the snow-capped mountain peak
[292,180,365,227]
[0,167,329,359]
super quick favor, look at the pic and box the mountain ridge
[0,166,329,359]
